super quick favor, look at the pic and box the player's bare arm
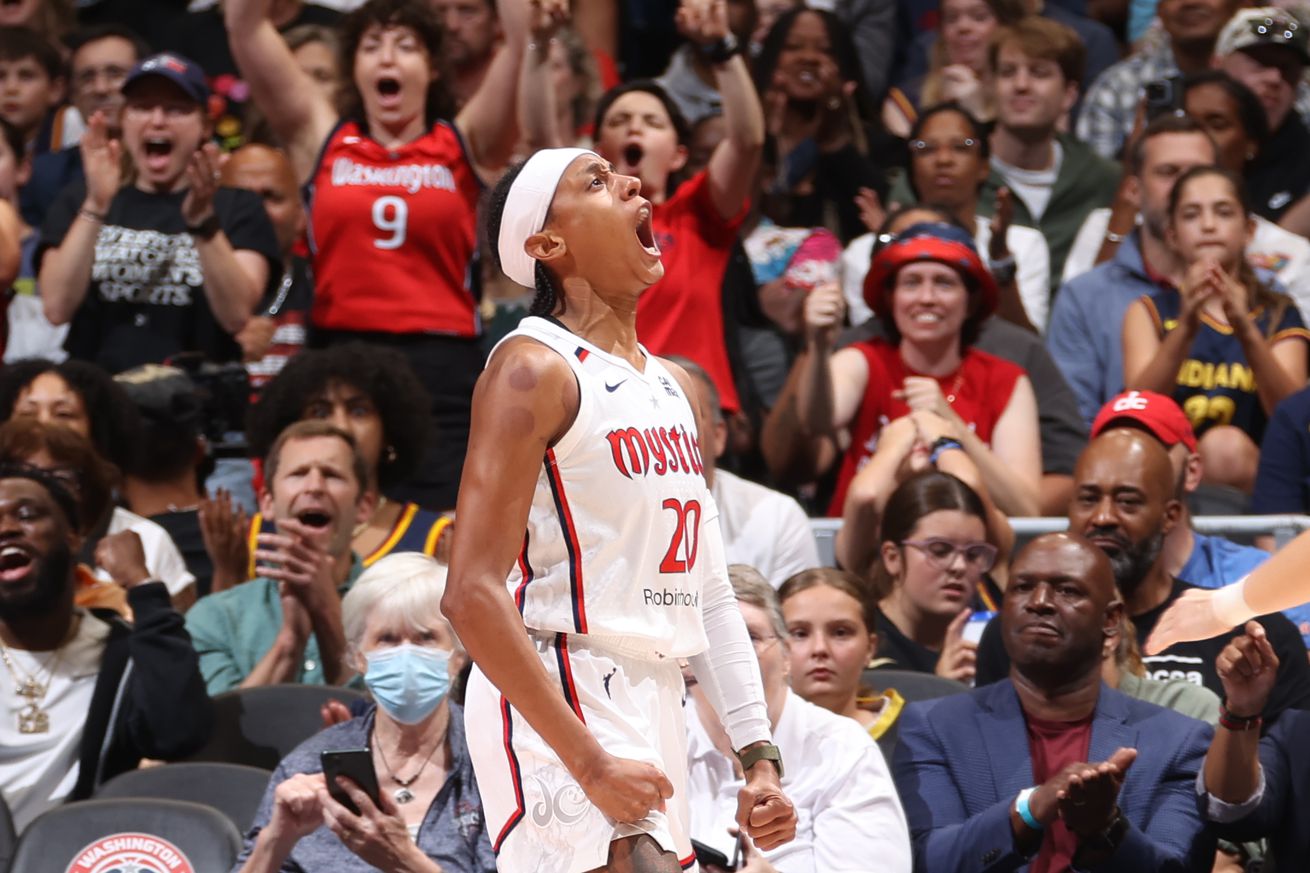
[444,337,674,824]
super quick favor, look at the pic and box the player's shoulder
[484,333,575,386]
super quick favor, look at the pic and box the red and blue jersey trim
[544,449,588,633]
[513,530,533,614]
[554,633,586,723]
[491,695,525,854]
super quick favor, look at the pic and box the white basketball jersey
[492,316,717,658]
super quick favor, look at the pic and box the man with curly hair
[244,342,450,574]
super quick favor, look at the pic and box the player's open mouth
[636,205,659,255]
[0,545,34,585]
[623,143,643,169]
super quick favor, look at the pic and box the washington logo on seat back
[64,832,196,873]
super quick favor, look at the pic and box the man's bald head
[1076,429,1177,499]
[221,144,304,256]
[1002,532,1124,686]
[1069,430,1182,596]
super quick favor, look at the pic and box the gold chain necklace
[0,618,77,735]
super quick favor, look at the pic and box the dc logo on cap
[1113,391,1150,412]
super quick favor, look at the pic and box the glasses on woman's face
[902,537,997,572]
[748,630,780,651]
[909,137,978,157]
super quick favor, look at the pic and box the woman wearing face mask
[235,552,495,873]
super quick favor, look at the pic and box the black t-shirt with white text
[975,578,1310,724]
[38,181,280,373]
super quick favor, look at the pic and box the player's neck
[556,279,644,369]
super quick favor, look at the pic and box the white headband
[497,147,600,288]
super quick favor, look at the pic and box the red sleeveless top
[306,119,482,336]
[828,340,1024,516]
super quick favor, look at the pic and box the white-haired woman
[235,553,496,873]
[684,565,912,872]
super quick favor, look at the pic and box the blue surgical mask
[363,644,451,724]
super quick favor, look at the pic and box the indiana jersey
[1144,291,1310,441]
[306,119,481,336]
[497,316,717,658]
[244,503,450,578]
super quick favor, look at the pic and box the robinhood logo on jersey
[606,425,704,479]
[331,157,456,194]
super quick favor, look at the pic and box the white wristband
[1213,578,1255,629]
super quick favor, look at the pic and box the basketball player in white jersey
[443,147,797,872]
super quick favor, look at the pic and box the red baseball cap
[862,222,999,320]
[1090,390,1198,452]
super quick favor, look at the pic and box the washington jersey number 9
[372,195,409,249]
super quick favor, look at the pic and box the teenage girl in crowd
[1123,166,1309,494]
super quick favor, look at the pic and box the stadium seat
[96,762,273,834]
[864,668,970,761]
[185,683,368,770]
[9,798,242,873]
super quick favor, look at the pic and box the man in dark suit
[1198,622,1310,868]
[893,532,1215,872]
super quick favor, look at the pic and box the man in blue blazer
[892,532,1215,872]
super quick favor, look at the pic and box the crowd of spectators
[5,0,1310,869]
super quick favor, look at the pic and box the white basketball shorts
[465,631,698,873]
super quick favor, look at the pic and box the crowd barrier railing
[808,515,1310,569]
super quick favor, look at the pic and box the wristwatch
[186,213,221,241]
[988,253,1017,286]
[736,742,784,778]
[697,32,741,65]
[1071,808,1128,868]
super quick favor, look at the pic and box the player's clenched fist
[578,752,674,823]
[734,761,797,850]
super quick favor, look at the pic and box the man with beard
[0,464,210,829]
[184,420,374,694]
[432,0,501,108]
[975,430,1310,722]
[893,533,1214,872]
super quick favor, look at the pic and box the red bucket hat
[862,222,1000,321]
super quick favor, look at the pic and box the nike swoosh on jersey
[605,380,627,392]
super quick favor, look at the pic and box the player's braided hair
[485,159,565,318]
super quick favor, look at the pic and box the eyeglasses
[748,631,780,651]
[902,538,998,572]
[909,137,978,157]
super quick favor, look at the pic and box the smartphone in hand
[321,748,382,815]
